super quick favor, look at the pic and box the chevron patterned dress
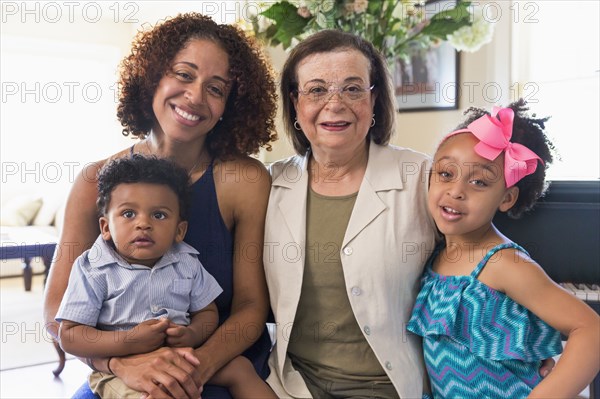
[407,243,563,399]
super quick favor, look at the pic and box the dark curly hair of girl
[116,13,277,159]
[454,98,556,219]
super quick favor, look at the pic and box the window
[1,35,130,196]
[511,1,599,180]
[0,3,239,197]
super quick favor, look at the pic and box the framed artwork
[394,1,460,112]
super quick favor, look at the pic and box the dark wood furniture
[0,235,56,290]
[0,228,63,375]
[494,180,600,398]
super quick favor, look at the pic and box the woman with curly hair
[43,13,277,399]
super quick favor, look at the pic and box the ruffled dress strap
[470,242,529,278]
[408,241,563,398]
[407,241,563,362]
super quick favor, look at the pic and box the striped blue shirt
[56,236,222,331]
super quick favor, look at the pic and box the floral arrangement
[242,0,494,62]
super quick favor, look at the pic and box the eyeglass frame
[294,83,375,103]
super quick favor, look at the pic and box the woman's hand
[111,346,202,399]
[539,357,555,377]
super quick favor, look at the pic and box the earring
[294,119,302,131]
[219,116,223,121]
[370,114,376,127]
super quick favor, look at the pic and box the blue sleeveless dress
[183,160,271,398]
[407,243,563,399]
[73,157,271,399]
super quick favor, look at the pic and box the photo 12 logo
[1,2,140,24]
[1,81,119,104]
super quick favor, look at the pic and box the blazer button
[343,247,353,255]
[351,286,361,296]
[385,361,393,370]
[363,325,371,335]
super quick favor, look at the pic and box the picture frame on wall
[393,0,460,112]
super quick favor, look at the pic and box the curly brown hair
[454,98,556,218]
[117,13,277,159]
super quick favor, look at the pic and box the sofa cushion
[0,195,43,226]
[32,194,64,227]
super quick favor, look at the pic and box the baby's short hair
[96,154,191,219]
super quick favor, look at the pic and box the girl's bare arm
[495,252,600,398]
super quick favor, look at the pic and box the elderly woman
[263,29,437,398]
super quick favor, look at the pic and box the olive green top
[288,187,388,383]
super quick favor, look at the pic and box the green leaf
[421,1,472,38]
[260,1,310,49]
[315,12,328,28]
[321,1,335,13]
[260,1,296,23]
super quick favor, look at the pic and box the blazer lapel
[343,143,404,247]
[272,154,310,249]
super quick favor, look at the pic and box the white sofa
[0,191,65,283]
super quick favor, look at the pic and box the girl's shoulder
[479,242,542,293]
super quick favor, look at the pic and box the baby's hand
[165,321,196,348]
[125,318,168,354]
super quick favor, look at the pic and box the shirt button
[343,247,353,255]
[385,361,393,370]
[363,326,371,335]
[151,306,158,312]
[351,286,361,296]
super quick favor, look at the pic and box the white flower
[249,0,493,60]
[393,0,421,20]
[353,0,369,14]
[447,7,495,52]
[342,3,354,17]
[297,6,312,18]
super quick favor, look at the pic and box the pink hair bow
[446,106,543,188]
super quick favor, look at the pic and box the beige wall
[260,1,512,163]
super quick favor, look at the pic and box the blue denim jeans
[72,382,233,399]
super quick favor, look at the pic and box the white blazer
[264,142,438,398]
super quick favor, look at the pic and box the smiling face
[151,38,231,143]
[428,133,519,240]
[100,183,187,267]
[292,49,376,157]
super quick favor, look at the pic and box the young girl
[408,100,600,398]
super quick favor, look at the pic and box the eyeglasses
[296,84,375,103]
